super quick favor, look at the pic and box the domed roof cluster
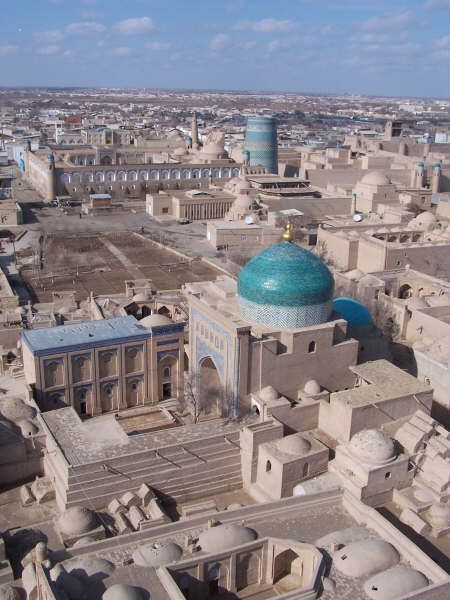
[333,297,373,327]
[258,386,279,402]
[361,171,392,186]
[57,506,98,536]
[0,397,36,422]
[333,539,400,578]
[304,380,321,395]
[350,429,396,464]
[238,241,334,328]
[364,566,428,600]
[140,313,173,328]
[277,434,312,456]
[132,541,182,567]
[198,523,257,553]
[0,396,39,441]
[408,212,437,231]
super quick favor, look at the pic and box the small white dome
[140,314,172,328]
[349,429,396,464]
[198,523,257,553]
[277,434,312,455]
[344,269,364,281]
[364,566,428,600]
[132,541,182,567]
[63,557,114,580]
[16,419,38,437]
[57,506,98,536]
[304,380,321,395]
[103,584,143,600]
[132,291,152,302]
[333,539,400,578]
[417,212,436,224]
[259,386,279,402]
[358,274,380,287]
[226,503,243,510]
[0,397,36,422]
[361,171,391,186]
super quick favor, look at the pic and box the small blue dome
[333,297,372,327]
[238,242,334,307]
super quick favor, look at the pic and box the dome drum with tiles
[237,240,334,328]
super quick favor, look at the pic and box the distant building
[146,188,236,220]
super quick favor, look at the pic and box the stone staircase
[49,432,243,510]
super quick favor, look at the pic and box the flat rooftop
[22,315,152,354]
[41,407,249,466]
[332,359,431,408]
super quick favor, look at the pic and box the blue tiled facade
[244,116,278,175]
[191,308,237,417]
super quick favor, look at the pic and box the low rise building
[21,315,185,416]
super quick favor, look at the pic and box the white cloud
[145,41,171,51]
[115,17,155,35]
[209,33,231,51]
[65,21,105,35]
[424,0,450,8]
[34,30,64,43]
[436,34,450,48]
[266,39,290,53]
[239,40,256,49]
[37,45,60,55]
[267,40,280,53]
[112,46,133,57]
[233,18,295,33]
[363,42,420,55]
[0,45,18,56]
[361,11,416,31]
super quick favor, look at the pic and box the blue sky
[0,0,450,97]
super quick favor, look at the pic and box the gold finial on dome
[282,222,293,242]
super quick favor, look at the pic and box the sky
[0,0,450,97]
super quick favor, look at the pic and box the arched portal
[398,284,413,299]
[158,355,178,401]
[273,549,302,584]
[198,357,223,417]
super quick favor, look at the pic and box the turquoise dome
[333,297,372,327]
[238,242,334,307]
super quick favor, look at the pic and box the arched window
[308,341,316,353]
[266,460,272,472]
[163,366,171,378]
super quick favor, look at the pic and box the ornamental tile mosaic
[238,241,334,307]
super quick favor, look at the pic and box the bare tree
[177,368,224,424]
[314,240,335,268]
[372,303,400,342]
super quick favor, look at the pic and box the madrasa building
[185,226,359,417]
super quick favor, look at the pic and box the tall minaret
[191,112,199,149]
[432,161,442,194]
